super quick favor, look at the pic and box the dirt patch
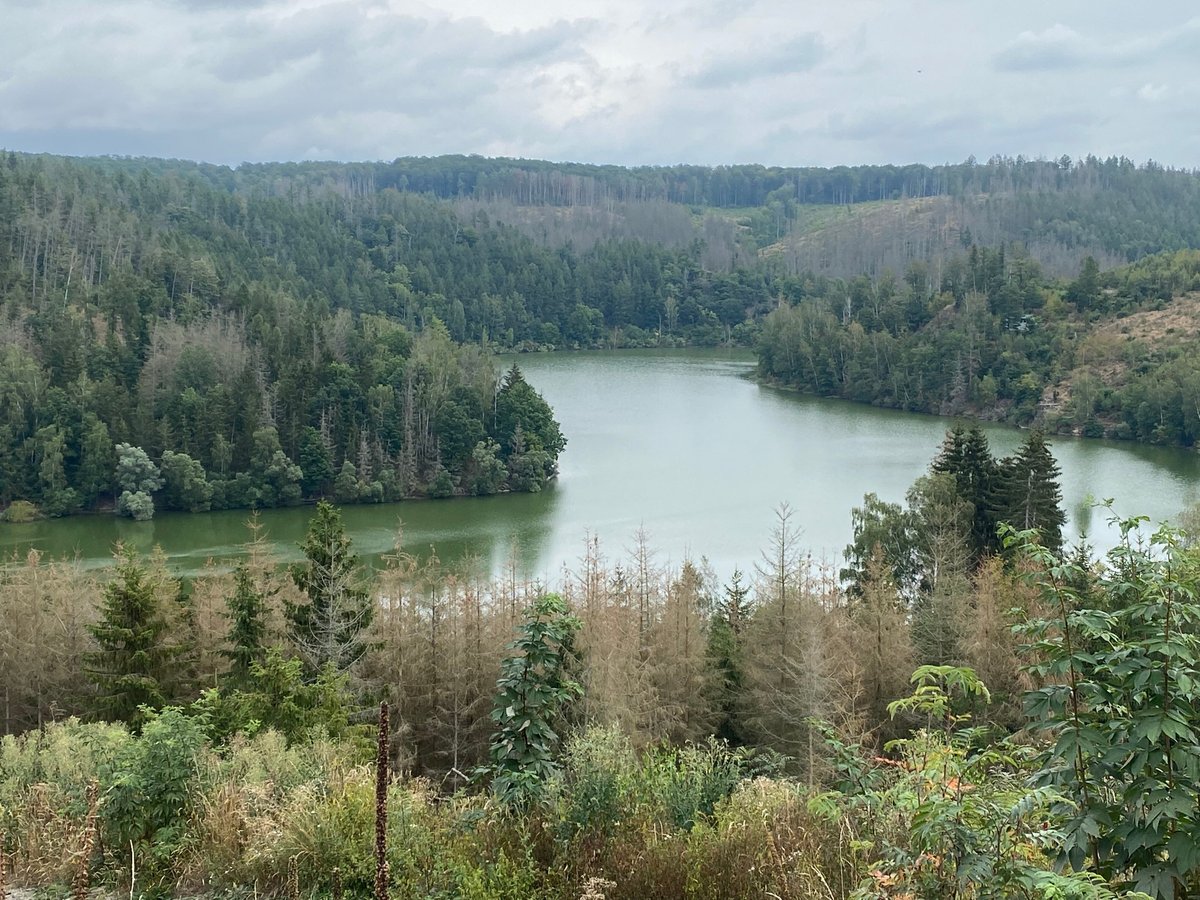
[1094,292,1200,345]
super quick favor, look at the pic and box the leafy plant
[1018,517,1200,898]
[483,594,582,809]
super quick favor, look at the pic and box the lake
[3,349,1198,581]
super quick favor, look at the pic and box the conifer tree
[569,535,658,742]
[848,548,916,742]
[287,501,373,677]
[960,558,1028,729]
[706,567,751,744]
[994,430,1066,551]
[932,424,1000,560]
[743,506,838,773]
[224,562,272,687]
[0,551,97,732]
[648,560,714,744]
[86,546,178,729]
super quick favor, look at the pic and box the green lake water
[3,349,1198,580]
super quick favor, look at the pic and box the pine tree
[848,548,916,742]
[648,560,714,744]
[706,567,751,744]
[994,430,1066,551]
[224,562,272,687]
[86,547,178,729]
[287,501,373,677]
[932,425,1000,560]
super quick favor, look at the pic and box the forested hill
[171,153,1200,272]
[4,150,1200,519]
[20,151,1200,277]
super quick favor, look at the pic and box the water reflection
[3,350,1199,580]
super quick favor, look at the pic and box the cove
[3,349,1198,580]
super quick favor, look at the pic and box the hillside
[757,248,1200,445]
[4,151,1200,519]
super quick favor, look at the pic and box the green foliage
[493,365,566,463]
[484,593,582,808]
[223,562,272,686]
[842,493,923,601]
[467,438,507,495]
[813,668,1137,900]
[196,648,353,743]
[287,501,373,676]
[115,443,163,495]
[100,707,206,886]
[160,450,212,512]
[1018,519,1200,898]
[116,489,155,520]
[705,568,750,745]
[86,547,180,730]
[0,499,42,522]
[995,429,1066,551]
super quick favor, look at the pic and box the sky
[1,0,1198,169]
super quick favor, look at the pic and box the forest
[1,426,1197,898]
[4,152,1200,520]
[5,149,1200,896]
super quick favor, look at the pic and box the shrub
[0,500,42,523]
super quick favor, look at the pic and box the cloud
[992,24,1102,71]
[0,0,1197,168]
[689,33,826,87]
[993,18,1200,73]
[1138,83,1168,102]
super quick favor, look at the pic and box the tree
[1066,255,1101,310]
[86,547,179,730]
[504,424,551,492]
[492,364,566,465]
[742,505,840,772]
[31,425,79,516]
[298,426,334,497]
[287,501,373,677]
[648,560,714,744]
[842,493,922,602]
[0,550,97,732]
[847,548,916,742]
[76,414,115,507]
[114,443,163,520]
[1020,520,1200,898]
[466,438,506,495]
[224,563,272,687]
[160,450,212,512]
[932,425,1000,560]
[706,567,751,745]
[994,430,1066,552]
[484,593,582,808]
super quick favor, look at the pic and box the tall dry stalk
[286,856,299,900]
[72,781,99,900]
[375,701,390,900]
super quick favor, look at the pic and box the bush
[0,500,43,522]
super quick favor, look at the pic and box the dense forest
[2,430,1198,897]
[4,150,1200,521]
[757,248,1200,445]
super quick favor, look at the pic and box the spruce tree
[287,501,373,677]
[86,547,177,729]
[933,425,1000,560]
[706,567,751,744]
[224,563,272,687]
[995,430,1066,551]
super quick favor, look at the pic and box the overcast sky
[1,0,1198,168]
